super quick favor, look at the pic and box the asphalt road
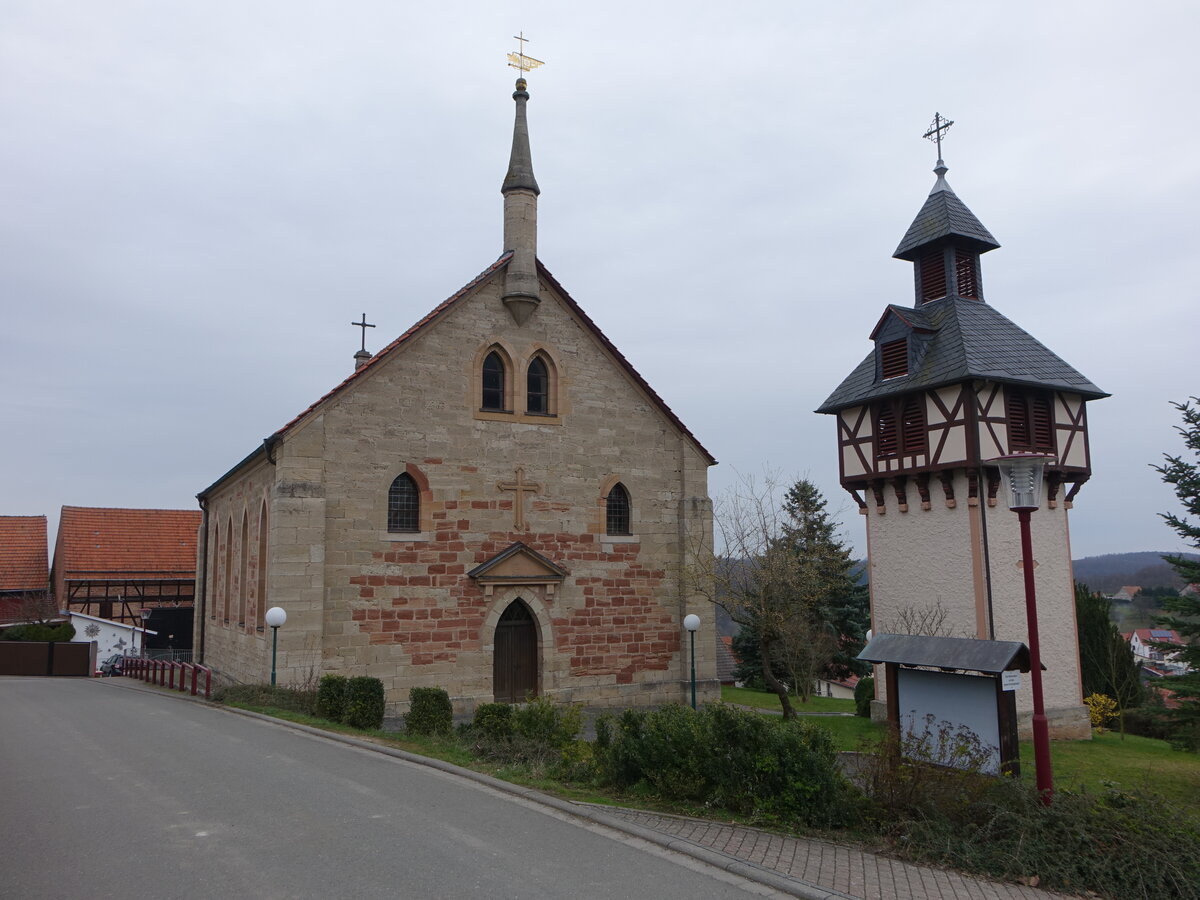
[0,677,775,900]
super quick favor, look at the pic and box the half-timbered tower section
[818,158,1108,739]
[194,79,717,716]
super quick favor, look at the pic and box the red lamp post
[992,453,1056,804]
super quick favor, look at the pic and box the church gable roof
[200,253,715,498]
[816,298,1108,413]
[272,257,715,462]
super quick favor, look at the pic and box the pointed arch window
[222,515,233,623]
[388,473,420,533]
[256,501,268,630]
[606,482,631,536]
[527,356,549,414]
[238,509,249,626]
[482,351,507,412]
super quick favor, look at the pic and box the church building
[818,134,1107,738]
[194,76,717,715]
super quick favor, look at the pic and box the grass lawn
[1023,728,1200,805]
[721,684,856,714]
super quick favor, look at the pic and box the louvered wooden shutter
[920,252,947,302]
[901,397,927,454]
[1007,389,1031,450]
[876,404,898,457]
[880,339,908,379]
[1031,394,1054,451]
[955,250,978,299]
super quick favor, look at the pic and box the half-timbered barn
[818,155,1107,738]
[52,506,201,643]
[193,78,717,716]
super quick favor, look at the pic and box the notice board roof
[857,633,1041,674]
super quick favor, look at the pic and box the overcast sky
[3,1,1197,563]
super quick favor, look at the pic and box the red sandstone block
[428,564,446,575]
[367,609,381,620]
[617,672,633,684]
[445,564,465,575]
[397,610,414,619]
[409,576,431,586]
[430,631,452,642]
[457,520,470,530]
[394,552,418,563]
[349,575,365,585]
[382,620,399,632]
[352,609,366,620]
[460,465,478,473]
[385,576,406,585]
[360,588,374,599]
[368,575,384,586]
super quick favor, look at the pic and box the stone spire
[501,77,541,325]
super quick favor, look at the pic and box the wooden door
[494,600,538,703]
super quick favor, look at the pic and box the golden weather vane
[507,31,545,76]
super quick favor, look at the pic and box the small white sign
[1001,670,1022,691]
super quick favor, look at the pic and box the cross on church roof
[923,112,954,161]
[507,31,545,76]
[351,313,375,352]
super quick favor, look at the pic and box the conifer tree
[1152,397,1200,749]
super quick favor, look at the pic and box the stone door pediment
[467,541,568,596]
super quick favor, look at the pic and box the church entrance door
[494,600,538,703]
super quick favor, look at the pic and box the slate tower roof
[818,157,1107,414]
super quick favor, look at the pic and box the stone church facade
[819,152,1107,739]
[194,78,717,715]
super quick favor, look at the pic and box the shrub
[592,703,851,827]
[512,696,582,749]
[893,779,1200,899]
[315,674,348,723]
[854,675,875,717]
[471,698,583,775]
[343,676,386,730]
[1121,707,1174,741]
[406,686,452,735]
[1083,692,1118,731]
[472,702,514,740]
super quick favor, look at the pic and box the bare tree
[689,472,841,719]
[880,601,964,638]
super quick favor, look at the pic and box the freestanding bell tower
[817,119,1108,738]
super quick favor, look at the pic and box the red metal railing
[125,656,212,699]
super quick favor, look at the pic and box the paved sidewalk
[594,806,1071,900]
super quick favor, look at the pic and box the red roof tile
[0,516,49,591]
[56,507,201,580]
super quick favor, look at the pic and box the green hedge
[1,623,76,642]
[315,674,348,723]
[472,702,514,740]
[343,676,385,730]
[593,703,850,827]
[406,687,452,735]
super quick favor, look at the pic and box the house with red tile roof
[194,79,716,714]
[52,507,201,637]
[0,515,52,625]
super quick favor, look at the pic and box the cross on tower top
[507,31,545,76]
[923,112,954,162]
[351,313,375,352]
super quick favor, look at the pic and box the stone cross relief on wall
[497,466,542,531]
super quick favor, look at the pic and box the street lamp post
[683,614,701,710]
[265,606,287,687]
[992,453,1056,804]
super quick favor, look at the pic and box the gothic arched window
[388,473,420,533]
[606,482,631,536]
[527,356,549,414]
[482,351,507,412]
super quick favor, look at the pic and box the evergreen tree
[1151,397,1200,749]
[779,480,870,681]
[1074,582,1142,733]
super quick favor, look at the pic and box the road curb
[100,680,851,899]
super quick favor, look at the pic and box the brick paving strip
[589,806,1076,900]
